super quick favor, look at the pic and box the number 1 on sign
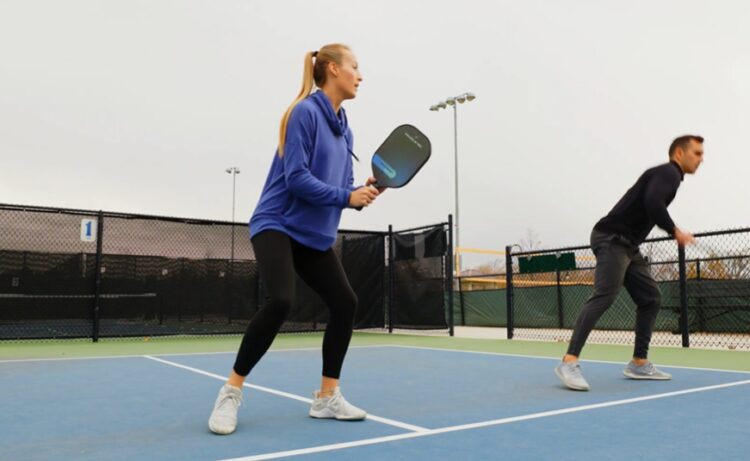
[81,219,97,242]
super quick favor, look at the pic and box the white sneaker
[208,384,243,435]
[555,361,591,391]
[309,387,367,421]
[623,361,672,380]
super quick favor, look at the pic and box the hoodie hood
[310,91,348,138]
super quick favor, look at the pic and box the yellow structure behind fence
[455,247,596,291]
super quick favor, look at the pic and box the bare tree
[519,228,543,252]
[724,248,750,280]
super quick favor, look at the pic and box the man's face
[675,139,704,174]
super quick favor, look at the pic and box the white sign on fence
[81,219,97,242]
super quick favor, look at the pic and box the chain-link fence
[680,230,750,348]
[454,273,506,328]
[0,203,452,341]
[504,229,750,350]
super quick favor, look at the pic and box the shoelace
[218,393,241,410]
[328,393,344,410]
[330,393,357,413]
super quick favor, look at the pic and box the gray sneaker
[309,387,367,421]
[623,361,672,380]
[555,361,591,391]
[208,384,243,435]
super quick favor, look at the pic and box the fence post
[678,244,690,347]
[556,265,564,328]
[458,275,466,326]
[447,215,454,337]
[226,258,233,325]
[695,259,701,281]
[388,224,394,334]
[92,211,104,343]
[694,257,706,331]
[505,245,514,339]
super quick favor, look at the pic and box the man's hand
[674,227,695,246]
[349,185,379,208]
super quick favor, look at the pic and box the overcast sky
[2,0,749,263]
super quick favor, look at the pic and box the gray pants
[567,230,662,359]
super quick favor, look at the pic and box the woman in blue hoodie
[208,44,379,435]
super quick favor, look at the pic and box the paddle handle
[352,182,380,211]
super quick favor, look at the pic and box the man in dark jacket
[555,135,704,391]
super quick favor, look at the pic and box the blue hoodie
[249,91,357,251]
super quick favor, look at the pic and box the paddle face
[371,124,431,188]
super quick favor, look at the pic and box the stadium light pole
[225,167,241,266]
[430,92,476,274]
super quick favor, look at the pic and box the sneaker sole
[555,367,590,391]
[309,409,367,421]
[623,370,672,380]
[208,421,237,435]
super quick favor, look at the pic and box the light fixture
[428,91,476,275]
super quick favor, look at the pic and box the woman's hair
[277,43,351,157]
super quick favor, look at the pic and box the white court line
[0,351,237,364]
[0,345,376,364]
[376,344,750,375]
[216,378,750,461]
[143,355,428,433]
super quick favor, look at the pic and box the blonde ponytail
[278,51,315,157]
[277,44,351,157]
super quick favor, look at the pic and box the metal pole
[678,244,690,347]
[453,103,460,273]
[388,224,395,334]
[230,171,237,324]
[430,93,474,272]
[695,258,705,331]
[92,211,104,342]
[696,258,701,281]
[447,215,454,337]
[506,245,514,339]
[556,267,564,328]
[459,274,466,326]
[230,170,236,266]
[227,167,239,324]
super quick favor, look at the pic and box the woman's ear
[328,61,339,78]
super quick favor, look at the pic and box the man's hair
[669,135,704,157]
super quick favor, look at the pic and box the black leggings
[233,230,358,379]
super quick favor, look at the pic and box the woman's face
[331,50,362,100]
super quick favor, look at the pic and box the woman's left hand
[365,176,386,193]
